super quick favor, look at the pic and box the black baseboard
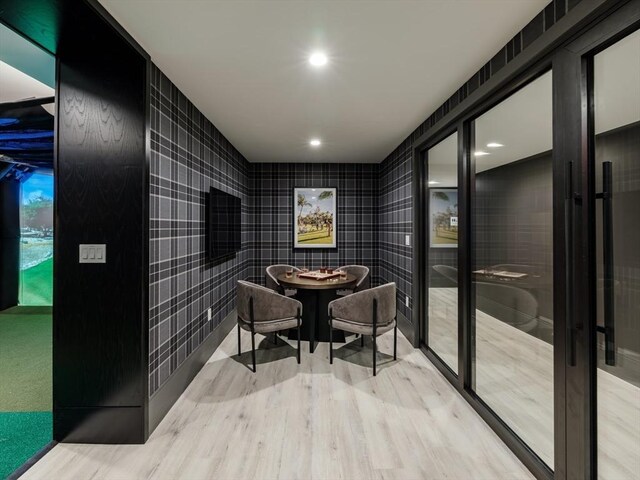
[397,312,415,346]
[8,440,56,480]
[148,310,236,435]
[54,406,145,444]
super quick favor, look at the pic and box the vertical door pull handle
[596,161,616,366]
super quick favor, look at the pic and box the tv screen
[208,187,241,260]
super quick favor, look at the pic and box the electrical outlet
[207,308,212,321]
[405,296,410,307]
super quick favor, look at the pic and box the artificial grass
[0,309,52,411]
[19,257,53,306]
[0,412,52,480]
[297,228,334,245]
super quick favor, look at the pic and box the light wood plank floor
[429,288,640,478]
[23,326,533,480]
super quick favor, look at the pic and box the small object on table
[327,268,334,274]
[285,268,293,278]
[300,267,309,273]
[338,269,347,280]
[319,266,327,273]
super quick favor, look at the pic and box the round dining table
[277,272,357,353]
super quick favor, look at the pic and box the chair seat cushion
[331,318,396,336]
[238,316,299,334]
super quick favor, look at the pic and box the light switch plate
[405,296,410,307]
[79,244,106,263]
[405,234,411,246]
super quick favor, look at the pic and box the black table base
[287,288,345,352]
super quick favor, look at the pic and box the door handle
[596,161,616,366]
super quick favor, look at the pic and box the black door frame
[412,1,640,479]
[558,4,640,478]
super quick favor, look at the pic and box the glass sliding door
[471,71,554,467]
[592,28,640,480]
[426,132,458,373]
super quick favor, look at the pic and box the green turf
[0,309,52,411]
[0,412,52,480]
[298,228,334,245]
[19,258,53,306]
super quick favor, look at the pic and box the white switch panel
[405,234,411,246]
[405,296,410,307]
[207,308,212,321]
[79,244,106,263]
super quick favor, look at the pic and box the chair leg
[372,335,377,376]
[237,323,241,356]
[329,320,333,364]
[394,324,397,361]
[360,334,364,347]
[251,331,256,373]
[297,319,301,364]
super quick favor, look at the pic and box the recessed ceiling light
[428,181,440,185]
[309,138,321,147]
[486,142,504,148]
[309,52,328,67]
[474,151,490,156]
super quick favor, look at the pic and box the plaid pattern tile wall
[379,147,413,324]
[149,64,251,396]
[377,0,582,325]
[250,163,380,286]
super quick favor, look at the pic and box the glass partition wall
[593,28,640,480]
[471,71,555,468]
[425,132,459,374]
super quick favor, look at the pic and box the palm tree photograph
[294,187,336,248]
[430,188,458,247]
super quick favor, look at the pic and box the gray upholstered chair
[336,265,370,296]
[475,282,539,333]
[237,280,302,372]
[328,282,397,376]
[265,264,300,297]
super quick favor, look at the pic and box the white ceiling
[0,60,55,104]
[98,0,549,163]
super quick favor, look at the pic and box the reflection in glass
[426,132,458,373]
[472,71,554,467]
[593,29,640,480]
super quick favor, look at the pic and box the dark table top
[277,272,358,291]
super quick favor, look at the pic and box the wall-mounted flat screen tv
[208,187,241,261]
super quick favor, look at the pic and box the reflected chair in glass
[236,280,302,372]
[432,265,458,286]
[328,282,397,376]
[476,282,539,333]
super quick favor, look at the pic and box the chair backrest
[336,265,370,292]
[237,280,302,322]
[265,264,300,293]
[329,282,396,325]
[432,265,458,285]
[475,282,538,328]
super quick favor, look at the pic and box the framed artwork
[429,188,458,248]
[293,187,337,248]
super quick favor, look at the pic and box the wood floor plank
[22,327,532,480]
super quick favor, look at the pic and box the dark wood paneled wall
[0,0,150,444]
[53,3,148,443]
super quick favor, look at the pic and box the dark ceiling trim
[0,96,55,113]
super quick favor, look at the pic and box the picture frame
[429,188,458,248]
[293,187,337,249]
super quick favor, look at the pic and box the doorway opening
[0,21,55,479]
